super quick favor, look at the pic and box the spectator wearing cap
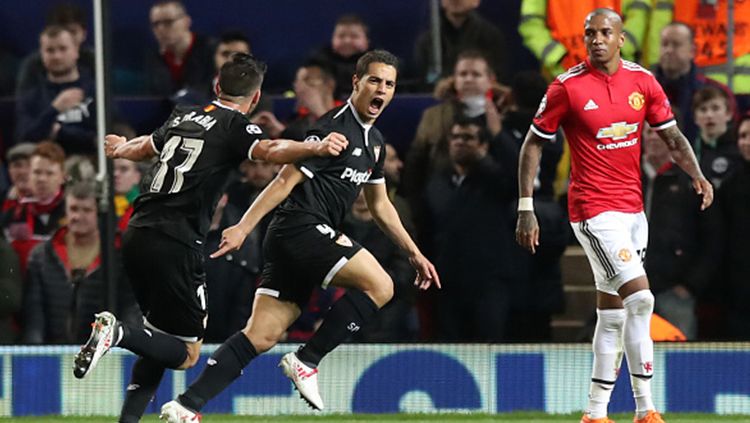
[2,143,36,212]
[1,142,67,272]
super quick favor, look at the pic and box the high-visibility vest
[674,0,750,67]
[520,0,651,77]
[648,0,750,94]
[549,0,621,69]
[651,313,687,341]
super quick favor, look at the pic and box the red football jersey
[532,59,675,222]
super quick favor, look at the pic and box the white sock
[623,290,656,418]
[587,308,626,419]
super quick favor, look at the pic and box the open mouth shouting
[368,97,385,116]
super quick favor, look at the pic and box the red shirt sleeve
[645,74,675,130]
[531,80,569,140]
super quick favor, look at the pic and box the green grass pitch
[0,413,748,422]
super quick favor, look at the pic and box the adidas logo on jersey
[584,99,599,111]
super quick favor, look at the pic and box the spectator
[309,14,369,100]
[211,30,251,99]
[492,71,567,341]
[113,158,145,232]
[718,113,750,339]
[423,116,514,341]
[1,142,67,272]
[16,2,94,96]
[23,181,140,344]
[252,61,341,140]
[145,0,215,99]
[519,0,649,78]
[2,143,36,210]
[642,124,721,340]
[203,160,279,342]
[0,234,21,344]
[404,50,508,230]
[652,22,736,141]
[692,85,741,190]
[493,70,562,199]
[647,1,750,96]
[414,0,506,88]
[15,25,97,156]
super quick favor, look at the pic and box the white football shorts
[571,211,648,295]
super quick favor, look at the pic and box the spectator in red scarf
[1,141,67,272]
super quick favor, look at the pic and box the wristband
[518,197,534,212]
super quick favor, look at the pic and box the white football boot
[73,311,119,379]
[160,400,202,422]
[279,352,324,410]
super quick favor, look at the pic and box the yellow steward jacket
[520,0,650,77]
[647,0,750,93]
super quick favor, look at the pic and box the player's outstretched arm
[104,134,157,161]
[211,164,305,258]
[252,132,349,164]
[362,183,440,290]
[515,131,545,254]
[657,125,714,210]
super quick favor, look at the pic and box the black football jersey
[128,101,266,249]
[272,101,386,230]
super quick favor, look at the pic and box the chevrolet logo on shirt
[596,122,639,140]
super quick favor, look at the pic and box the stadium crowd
[0,0,748,346]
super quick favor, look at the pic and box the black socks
[297,290,379,367]
[178,332,258,412]
[118,357,166,423]
[117,323,188,369]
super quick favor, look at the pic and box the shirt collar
[346,99,372,131]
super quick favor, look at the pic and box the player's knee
[364,275,393,308]
[177,348,201,370]
[623,290,654,316]
[244,328,282,353]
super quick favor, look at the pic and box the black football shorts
[258,223,362,309]
[122,227,207,342]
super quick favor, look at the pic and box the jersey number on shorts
[151,135,205,194]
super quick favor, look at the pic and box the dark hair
[40,24,73,40]
[66,180,97,201]
[301,59,336,83]
[454,49,494,76]
[32,141,66,167]
[692,85,730,112]
[335,14,369,36]
[218,53,267,97]
[511,70,548,111]
[152,0,186,14]
[355,49,399,79]
[452,115,491,144]
[664,21,695,43]
[46,2,87,28]
[738,112,750,136]
[219,30,251,52]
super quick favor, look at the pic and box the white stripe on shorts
[322,256,349,289]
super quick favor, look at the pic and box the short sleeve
[150,110,178,154]
[531,80,570,140]
[229,117,267,161]
[365,141,387,185]
[295,124,335,179]
[645,75,676,131]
